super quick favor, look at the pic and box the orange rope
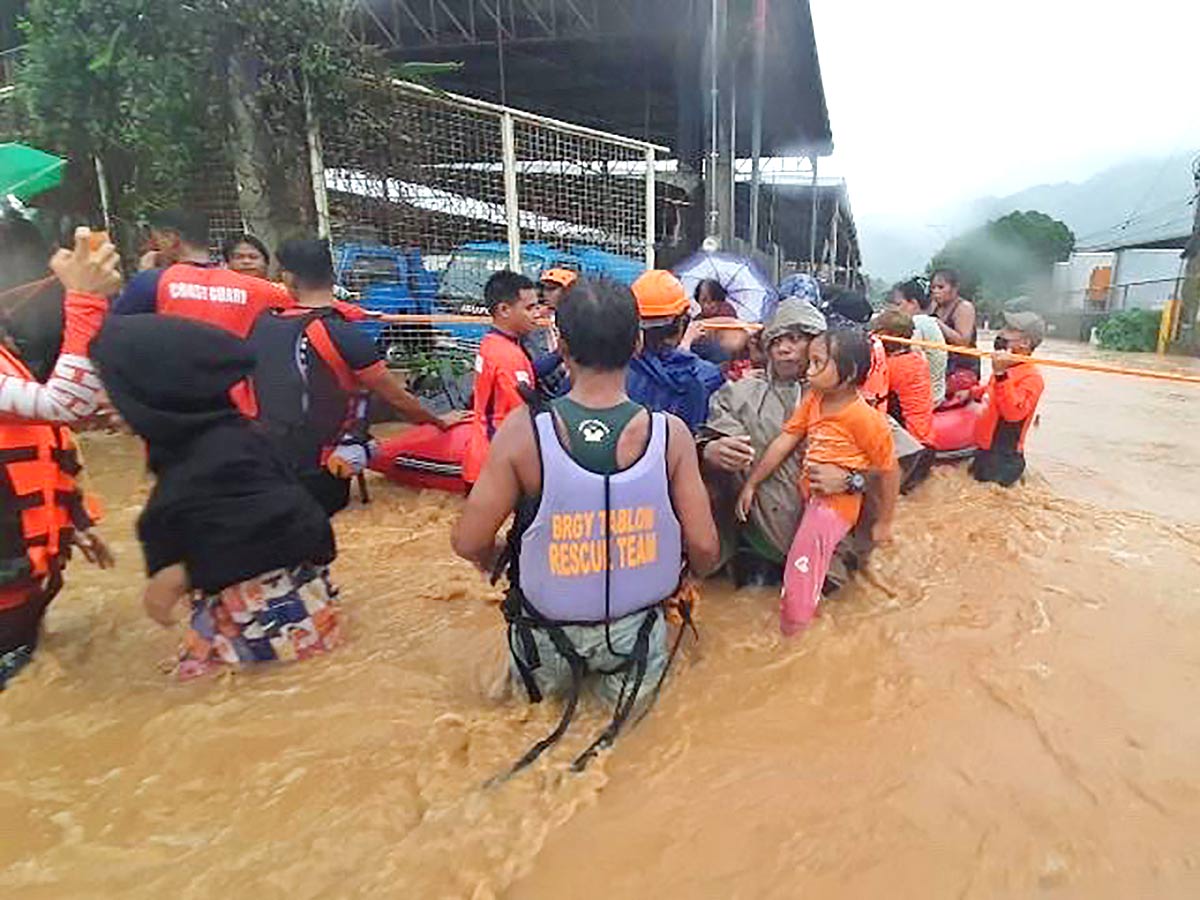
[878,334,1200,386]
[316,312,1200,387]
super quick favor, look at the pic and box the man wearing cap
[969,310,1046,487]
[627,269,723,432]
[528,268,579,400]
[699,298,862,587]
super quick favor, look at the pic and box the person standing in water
[452,278,718,771]
[462,271,541,486]
[970,311,1046,487]
[929,268,980,394]
[737,328,899,635]
[0,223,120,689]
[247,239,457,516]
[92,314,339,679]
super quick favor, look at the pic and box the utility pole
[749,0,766,252]
[1182,154,1200,350]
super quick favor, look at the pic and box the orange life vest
[0,346,90,606]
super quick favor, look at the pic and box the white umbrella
[673,252,778,323]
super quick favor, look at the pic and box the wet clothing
[627,348,723,432]
[0,290,109,425]
[91,315,335,596]
[883,350,934,446]
[0,345,94,665]
[912,313,948,400]
[508,606,666,705]
[548,396,642,475]
[515,410,682,624]
[781,502,851,635]
[463,328,535,484]
[783,392,896,527]
[177,564,339,680]
[971,361,1044,487]
[499,402,685,771]
[938,299,980,379]
[246,306,381,516]
[114,261,292,337]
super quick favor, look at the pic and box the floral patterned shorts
[177,564,339,680]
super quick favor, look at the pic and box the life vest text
[167,282,249,305]
[547,507,659,577]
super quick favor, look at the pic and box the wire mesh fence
[321,81,661,368]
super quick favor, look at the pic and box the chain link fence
[321,81,661,369]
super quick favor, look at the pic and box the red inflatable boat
[930,400,984,458]
[369,422,472,494]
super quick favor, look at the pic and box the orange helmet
[540,267,579,289]
[631,269,689,320]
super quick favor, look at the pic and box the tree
[928,210,1075,318]
[15,0,392,249]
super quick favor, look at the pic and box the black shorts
[970,448,1026,487]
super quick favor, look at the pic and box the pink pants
[781,502,852,635]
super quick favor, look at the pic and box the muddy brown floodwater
[3,339,1200,898]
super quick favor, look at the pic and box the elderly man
[699,298,924,590]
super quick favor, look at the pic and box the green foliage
[15,0,390,219]
[928,210,1075,319]
[1095,309,1162,353]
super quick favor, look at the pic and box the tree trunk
[226,51,314,254]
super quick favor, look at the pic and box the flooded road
[3,340,1200,898]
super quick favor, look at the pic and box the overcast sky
[810,0,1200,224]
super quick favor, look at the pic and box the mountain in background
[860,151,1197,283]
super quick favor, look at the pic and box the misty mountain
[860,151,1198,282]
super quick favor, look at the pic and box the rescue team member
[452,278,718,773]
[247,239,460,516]
[870,309,934,446]
[92,315,339,680]
[1,224,121,689]
[970,311,1046,487]
[222,234,271,280]
[113,209,292,337]
[462,271,541,486]
[626,269,723,432]
[737,328,899,636]
[930,267,980,395]
[530,267,579,400]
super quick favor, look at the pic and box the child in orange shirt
[737,328,900,634]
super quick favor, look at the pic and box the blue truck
[333,241,646,364]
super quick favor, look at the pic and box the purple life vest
[517,410,683,623]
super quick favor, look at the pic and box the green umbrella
[0,142,66,201]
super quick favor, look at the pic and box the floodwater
[3,339,1200,898]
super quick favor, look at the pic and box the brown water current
[3,339,1200,897]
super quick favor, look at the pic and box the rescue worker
[626,269,723,432]
[452,277,718,773]
[1,222,120,688]
[247,238,459,517]
[529,267,578,400]
[462,271,540,486]
[112,209,292,336]
[970,311,1046,487]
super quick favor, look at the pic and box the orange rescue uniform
[973,361,1044,452]
[462,329,535,484]
[883,350,934,446]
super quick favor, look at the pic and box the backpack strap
[303,314,358,394]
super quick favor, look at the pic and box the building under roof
[342,0,833,163]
